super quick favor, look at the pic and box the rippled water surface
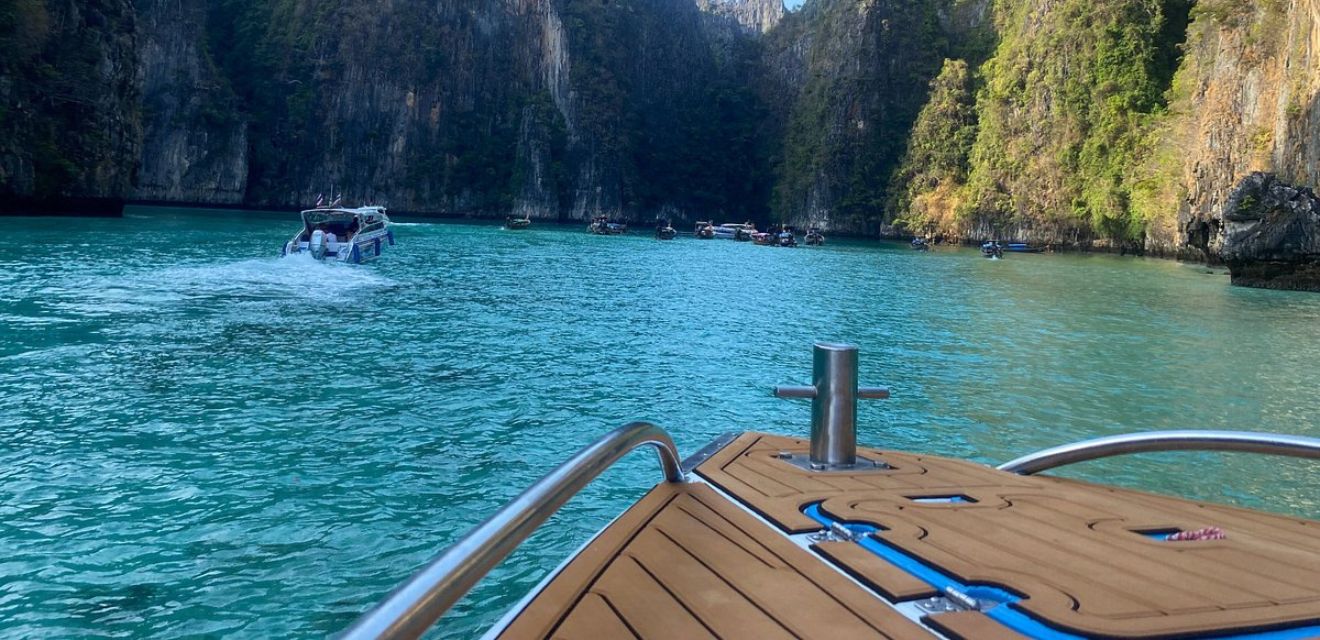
[4,207,1320,637]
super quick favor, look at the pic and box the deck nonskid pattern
[490,431,1320,639]
[495,482,933,639]
[696,433,1320,638]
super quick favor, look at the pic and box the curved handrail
[342,421,683,640]
[998,430,1320,475]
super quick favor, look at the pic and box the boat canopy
[300,206,388,227]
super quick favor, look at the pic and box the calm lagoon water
[3,206,1320,637]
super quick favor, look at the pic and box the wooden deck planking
[496,481,934,640]
[813,540,939,601]
[593,556,718,639]
[694,432,1320,639]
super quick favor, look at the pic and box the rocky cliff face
[8,0,1320,258]
[126,0,770,222]
[134,0,247,204]
[0,0,140,204]
[891,0,1320,259]
[1221,172,1320,290]
[894,0,1195,248]
[763,0,988,234]
[698,0,784,34]
[1159,0,1320,259]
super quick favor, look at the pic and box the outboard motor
[309,229,328,260]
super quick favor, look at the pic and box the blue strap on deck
[802,503,1320,640]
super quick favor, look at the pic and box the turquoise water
[3,206,1320,638]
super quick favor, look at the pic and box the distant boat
[755,228,798,247]
[588,216,627,235]
[805,228,825,246]
[282,205,393,263]
[1005,242,1042,253]
[911,237,929,251]
[655,224,677,240]
[504,215,531,230]
[694,221,715,239]
[714,222,756,241]
[981,241,1004,258]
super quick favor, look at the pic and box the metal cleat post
[774,343,889,469]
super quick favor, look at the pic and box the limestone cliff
[8,0,1320,260]
[0,0,140,206]
[126,0,770,221]
[762,0,987,234]
[1158,0,1320,260]
[134,0,247,204]
[1220,172,1320,290]
[698,0,785,34]
[891,0,1320,259]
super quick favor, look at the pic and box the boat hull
[284,228,393,264]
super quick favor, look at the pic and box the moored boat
[805,228,825,246]
[655,223,677,240]
[504,215,532,230]
[588,216,627,235]
[1006,242,1042,253]
[714,222,756,241]
[341,342,1320,640]
[912,236,930,251]
[982,241,1004,258]
[694,221,716,239]
[282,205,393,264]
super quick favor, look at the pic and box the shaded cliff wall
[134,0,247,204]
[555,0,771,221]
[763,0,992,234]
[119,0,775,221]
[0,0,140,202]
[188,0,557,215]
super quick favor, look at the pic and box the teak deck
[494,432,1320,639]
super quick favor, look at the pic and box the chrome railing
[998,430,1320,475]
[342,421,683,640]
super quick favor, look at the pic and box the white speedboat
[282,206,393,263]
[714,222,756,241]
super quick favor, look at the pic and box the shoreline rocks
[1221,172,1320,292]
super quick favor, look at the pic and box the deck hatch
[907,495,976,504]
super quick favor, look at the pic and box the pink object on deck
[1166,526,1226,541]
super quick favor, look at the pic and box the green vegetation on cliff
[893,0,1194,244]
[771,0,955,230]
[888,59,978,235]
